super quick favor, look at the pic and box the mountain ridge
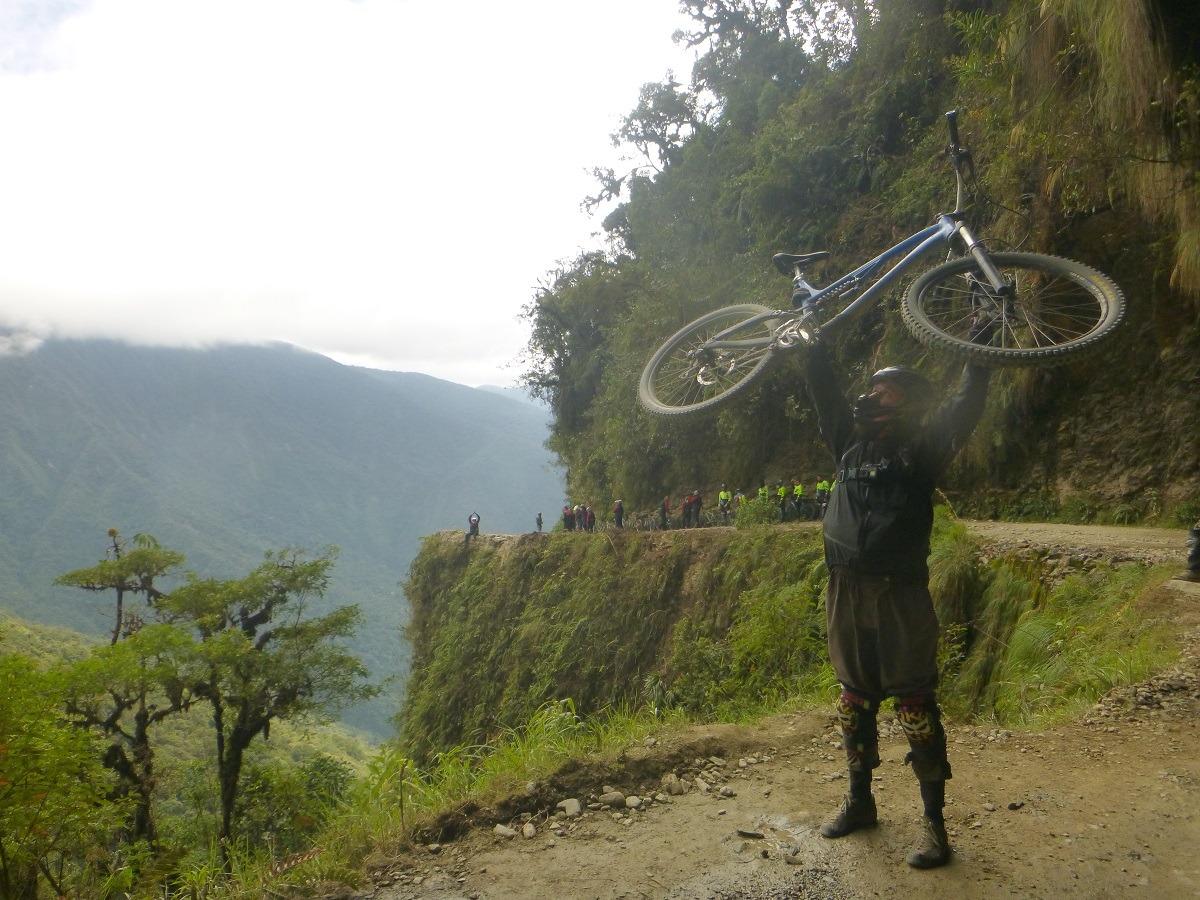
[0,338,564,735]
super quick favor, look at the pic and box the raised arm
[802,340,855,461]
[924,363,991,475]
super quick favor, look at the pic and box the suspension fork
[954,220,1011,298]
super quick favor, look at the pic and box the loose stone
[556,798,582,817]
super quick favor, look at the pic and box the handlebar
[944,109,972,213]
[946,109,961,150]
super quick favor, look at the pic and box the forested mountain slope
[0,339,563,735]
[521,0,1200,522]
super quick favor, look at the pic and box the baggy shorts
[826,566,940,699]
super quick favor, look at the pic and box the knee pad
[897,696,952,782]
[835,690,880,771]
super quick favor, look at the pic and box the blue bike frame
[706,213,964,349]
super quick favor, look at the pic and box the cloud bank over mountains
[0,0,695,385]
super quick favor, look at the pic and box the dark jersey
[803,343,990,580]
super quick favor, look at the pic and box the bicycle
[638,111,1125,416]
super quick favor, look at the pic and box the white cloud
[0,0,697,385]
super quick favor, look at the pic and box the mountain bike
[638,111,1125,416]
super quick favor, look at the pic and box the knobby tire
[638,304,780,415]
[901,252,1124,366]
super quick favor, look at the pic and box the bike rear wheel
[901,252,1124,366]
[639,304,782,415]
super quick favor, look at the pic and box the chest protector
[822,439,936,580]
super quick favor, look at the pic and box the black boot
[907,780,950,868]
[1178,526,1200,580]
[907,815,951,868]
[819,771,877,838]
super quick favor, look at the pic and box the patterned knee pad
[897,696,952,782]
[835,690,880,772]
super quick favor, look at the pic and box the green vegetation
[297,521,1158,881]
[522,0,1200,520]
[0,655,122,899]
[0,534,375,897]
[4,517,1171,897]
[325,517,1175,897]
[0,339,564,737]
[399,526,830,760]
[7,2,1198,895]
[401,515,1179,755]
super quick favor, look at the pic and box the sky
[0,0,698,386]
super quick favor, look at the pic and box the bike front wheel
[901,252,1125,366]
[639,304,783,415]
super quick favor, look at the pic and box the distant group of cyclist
[531,477,837,535]
[559,502,601,532]
[754,476,835,523]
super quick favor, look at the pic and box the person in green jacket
[792,478,807,520]
[718,484,733,524]
[815,478,832,519]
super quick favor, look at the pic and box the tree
[0,653,123,899]
[161,549,375,869]
[56,530,184,645]
[59,625,198,846]
[55,531,190,844]
[614,78,702,170]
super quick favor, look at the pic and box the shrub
[734,495,781,528]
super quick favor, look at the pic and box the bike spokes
[924,266,1104,352]
[640,305,781,414]
[655,335,770,405]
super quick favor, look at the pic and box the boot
[906,815,951,868]
[819,792,878,838]
[1178,527,1200,580]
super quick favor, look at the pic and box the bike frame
[703,123,1007,351]
[705,215,970,350]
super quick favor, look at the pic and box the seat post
[792,265,820,309]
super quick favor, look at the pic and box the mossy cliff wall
[399,522,1174,761]
[399,527,827,759]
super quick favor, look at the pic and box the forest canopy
[521,0,1200,516]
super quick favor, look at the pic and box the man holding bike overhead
[802,325,991,869]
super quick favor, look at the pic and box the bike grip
[946,109,961,147]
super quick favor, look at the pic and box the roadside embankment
[399,517,1188,761]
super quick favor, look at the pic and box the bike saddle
[773,251,830,275]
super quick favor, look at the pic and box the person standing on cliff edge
[802,322,992,869]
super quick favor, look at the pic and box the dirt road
[363,525,1198,900]
[962,520,1187,564]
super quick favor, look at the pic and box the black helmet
[869,365,936,409]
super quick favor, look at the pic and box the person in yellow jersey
[792,478,806,519]
[815,477,833,519]
[718,483,733,524]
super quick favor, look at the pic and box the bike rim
[921,263,1107,351]
[649,311,776,408]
